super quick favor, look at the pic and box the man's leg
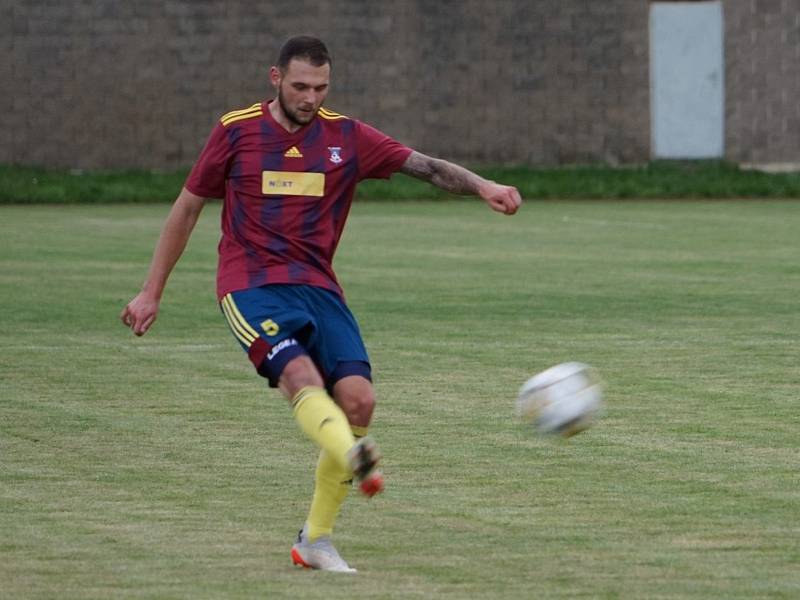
[304,375,380,542]
[287,366,381,573]
[280,288,382,571]
[281,357,382,491]
[218,287,375,571]
[279,355,356,474]
[332,375,375,430]
[333,375,383,497]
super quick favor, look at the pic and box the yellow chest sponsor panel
[262,171,325,197]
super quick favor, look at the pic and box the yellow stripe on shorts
[223,294,260,339]
[220,294,258,348]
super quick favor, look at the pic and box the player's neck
[268,99,305,134]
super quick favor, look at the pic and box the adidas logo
[284,146,303,158]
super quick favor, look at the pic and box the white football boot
[291,524,357,573]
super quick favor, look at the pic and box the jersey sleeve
[184,122,231,198]
[354,120,413,180]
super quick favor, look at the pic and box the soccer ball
[516,362,603,437]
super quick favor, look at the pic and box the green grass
[1,200,799,598]
[0,166,189,204]
[3,161,800,203]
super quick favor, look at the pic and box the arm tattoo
[400,151,487,196]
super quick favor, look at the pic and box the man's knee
[333,376,375,427]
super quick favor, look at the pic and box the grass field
[1,199,799,598]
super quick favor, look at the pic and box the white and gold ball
[516,362,603,437]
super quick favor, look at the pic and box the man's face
[271,59,331,127]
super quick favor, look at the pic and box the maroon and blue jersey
[185,101,413,300]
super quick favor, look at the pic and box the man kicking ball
[121,35,521,573]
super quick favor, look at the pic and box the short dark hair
[277,36,332,70]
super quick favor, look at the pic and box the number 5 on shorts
[261,319,280,336]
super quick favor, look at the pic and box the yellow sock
[292,386,355,473]
[307,425,368,542]
[350,425,369,438]
[306,449,351,541]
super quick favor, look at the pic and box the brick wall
[725,0,800,165]
[2,1,650,169]
[6,1,798,170]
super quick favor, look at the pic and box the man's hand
[120,292,160,336]
[119,187,207,337]
[478,182,522,215]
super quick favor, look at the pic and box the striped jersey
[185,101,413,300]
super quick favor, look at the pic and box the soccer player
[120,35,521,573]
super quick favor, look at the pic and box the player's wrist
[476,179,496,200]
[478,179,497,203]
[139,282,164,302]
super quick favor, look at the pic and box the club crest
[328,146,343,164]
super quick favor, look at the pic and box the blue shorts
[219,284,371,389]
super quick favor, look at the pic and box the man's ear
[269,66,281,88]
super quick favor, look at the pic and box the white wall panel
[651,1,724,158]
